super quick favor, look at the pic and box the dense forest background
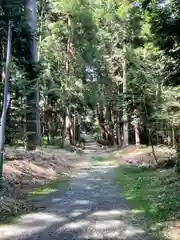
[1,0,180,151]
[1,2,180,238]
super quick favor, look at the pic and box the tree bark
[1,41,5,83]
[65,107,73,145]
[134,109,140,146]
[122,51,129,146]
[0,21,12,187]
[105,104,114,145]
[25,0,41,150]
[116,110,121,146]
[61,111,66,147]
[172,127,175,147]
[97,103,107,140]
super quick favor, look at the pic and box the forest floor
[0,142,179,239]
[112,146,180,240]
[0,146,84,224]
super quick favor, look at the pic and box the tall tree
[24,0,40,150]
[0,21,12,187]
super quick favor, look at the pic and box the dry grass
[112,145,176,167]
[4,148,74,187]
[165,221,180,240]
[0,147,79,223]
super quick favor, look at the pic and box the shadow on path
[0,142,155,240]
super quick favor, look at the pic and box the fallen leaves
[0,147,76,223]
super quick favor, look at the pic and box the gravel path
[0,143,153,240]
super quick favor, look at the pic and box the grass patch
[0,176,70,226]
[115,165,180,238]
[29,175,70,198]
[92,156,106,162]
[91,155,115,166]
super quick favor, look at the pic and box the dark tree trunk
[97,104,107,140]
[116,110,121,146]
[105,104,114,145]
[25,0,39,150]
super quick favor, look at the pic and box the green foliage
[29,176,70,197]
[0,196,22,216]
[148,0,180,85]
[79,136,86,144]
[1,1,180,234]
[175,159,180,174]
[161,86,180,127]
[92,156,106,162]
[42,136,48,147]
[116,165,180,237]
[3,0,180,149]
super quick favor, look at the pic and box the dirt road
[0,142,153,240]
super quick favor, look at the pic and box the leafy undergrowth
[115,165,180,239]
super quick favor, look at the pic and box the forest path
[0,141,153,240]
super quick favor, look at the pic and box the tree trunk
[25,0,40,150]
[172,127,175,147]
[97,103,107,140]
[135,121,140,146]
[76,112,80,143]
[105,104,114,145]
[73,111,80,144]
[36,14,42,147]
[149,130,158,164]
[65,107,73,145]
[122,51,129,146]
[134,109,140,146]
[0,21,12,187]
[1,41,5,83]
[73,113,76,145]
[0,43,2,82]
[66,120,73,145]
[61,111,66,147]
[115,110,121,146]
[36,79,42,147]
[64,15,75,147]
[167,129,172,145]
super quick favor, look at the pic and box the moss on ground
[115,164,180,239]
[29,175,70,197]
[91,155,116,166]
[92,156,106,162]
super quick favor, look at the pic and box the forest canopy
[0,0,180,149]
